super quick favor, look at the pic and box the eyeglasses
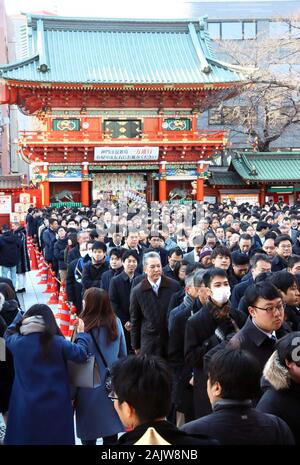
[252,303,284,314]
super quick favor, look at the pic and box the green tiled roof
[0,15,244,85]
[209,170,245,186]
[232,152,300,182]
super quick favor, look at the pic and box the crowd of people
[0,198,300,445]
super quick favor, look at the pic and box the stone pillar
[259,185,266,206]
[159,161,167,202]
[196,161,205,201]
[81,162,89,206]
[41,163,50,206]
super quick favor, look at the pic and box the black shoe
[17,288,26,293]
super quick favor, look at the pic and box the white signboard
[94,146,159,161]
[0,195,12,214]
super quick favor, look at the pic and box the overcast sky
[5,0,286,17]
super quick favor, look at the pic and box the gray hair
[193,270,206,287]
[143,251,161,268]
[185,273,195,287]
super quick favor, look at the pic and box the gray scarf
[20,316,46,335]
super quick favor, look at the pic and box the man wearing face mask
[184,268,246,419]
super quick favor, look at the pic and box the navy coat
[4,328,89,445]
[42,228,57,263]
[75,319,127,440]
[100,266,123,292]
[0,231,21,267]
[14,226,31,274]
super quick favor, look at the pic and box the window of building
[243,22,256,39]
[208,22,221,40]
[103,120,141,138]
[269,21,289,38]
[221,22,243,40]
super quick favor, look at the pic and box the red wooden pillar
[81,162,89,206]
[196,161,205,201]
[259,185,266,206]
[41,163,50,206]
[159,161,167,202]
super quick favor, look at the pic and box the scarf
[20,315,46,335]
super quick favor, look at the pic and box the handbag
[67,355,101,388]
[90,329,113,395]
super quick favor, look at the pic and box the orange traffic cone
[58,305,71,339]
[36,251,44,276]
[47,272,59,304]
[29,245,38,270]
[37,260,48,285]
[43,266,53,293]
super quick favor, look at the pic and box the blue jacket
[75,319,127,440]
[42,228,57,263]
[4,323,89,445]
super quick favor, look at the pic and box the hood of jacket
[263,350,291,390]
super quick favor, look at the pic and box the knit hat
[199,249,212,261]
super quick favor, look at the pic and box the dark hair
[167,247,183,258]
[208,348,261,400]
[232,253,250,266]
[269,271,297,294]
[49,218,58,226]
[111,355,172,423]
[92,241,107,252]
[0,283,16,300]
[122,249,139,262]
[239,233,252,242]
[109,247,123,259]
[203,268,228,288]
[274,235,293,247]
[13,304,63,359]
[250,253,271,268]
[246,282,282,307]
[89,229,99,240]
[211,246,231,260]
[81,288,117,342]
[256,221,269,232]
[287,255,300,269]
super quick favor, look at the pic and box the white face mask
[211,286,231,305]
[81,223,89,229]
[177,241,188,250]
[87,251,93,258]
[80,251,87,258]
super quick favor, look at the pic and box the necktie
[271,334,277,342]
[153,284,159,295]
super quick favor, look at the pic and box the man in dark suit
[147,232,168,267]
[109,250,140,352]
[231,254,272,309]
[162,247,183,280]
[252,221,270,250]
[272,235,293,272]
[130,251,181,359]
[229,282,291,373]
